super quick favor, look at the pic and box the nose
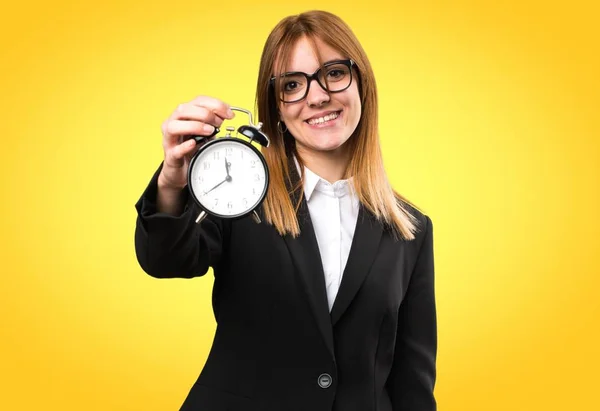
[305,78,330,107]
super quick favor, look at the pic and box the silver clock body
[188,138,269,219]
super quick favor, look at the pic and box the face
[275,36,362,158]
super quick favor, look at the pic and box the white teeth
[308,111,339,125]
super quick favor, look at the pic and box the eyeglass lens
[277,62,352,103]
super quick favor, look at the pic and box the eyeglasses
[270,59,356,103]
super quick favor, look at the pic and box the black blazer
[134,163,437,411]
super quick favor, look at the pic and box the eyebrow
[276,59,346,77]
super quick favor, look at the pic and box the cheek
[350,95,362,123]
[342,100,361,128]
[279,104,303,125]
[354,103,362,123]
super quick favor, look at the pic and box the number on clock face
[189,140,267,217]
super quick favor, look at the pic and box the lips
[305,110,342,126]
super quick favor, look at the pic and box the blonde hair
[255,10,421,240]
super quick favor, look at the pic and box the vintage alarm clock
[187,106,270,224]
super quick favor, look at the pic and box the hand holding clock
[155,98,269,220]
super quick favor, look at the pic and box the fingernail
[227,108,234,117]
[204,124,215,133]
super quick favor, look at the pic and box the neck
[296,146,350,183]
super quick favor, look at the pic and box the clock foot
[195,211,207,224]
[252,210,261,224]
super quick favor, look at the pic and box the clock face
[188,139,268,218]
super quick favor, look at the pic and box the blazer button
[318,373,332,388]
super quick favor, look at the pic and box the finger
[162,120,216,145]
[169,138,198,161]
[189,95,235,120]
[183,136,216,161]
[171,103,226,128]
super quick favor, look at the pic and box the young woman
[135,10,437,411]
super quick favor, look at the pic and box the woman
[135,10,437,411]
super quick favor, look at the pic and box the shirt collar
[303,166,322,202]
[293,156,353,202]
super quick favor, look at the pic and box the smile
[306,111,341,126]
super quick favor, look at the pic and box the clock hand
[204,177,228,195]
[224,157,231,178]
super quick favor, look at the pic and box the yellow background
[1,0,598,410]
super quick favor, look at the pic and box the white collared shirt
[301,165,360,312]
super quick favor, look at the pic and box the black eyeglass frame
[269,59,357,103]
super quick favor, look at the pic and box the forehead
[275,36,345,74]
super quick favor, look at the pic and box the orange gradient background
[1,1,598,410]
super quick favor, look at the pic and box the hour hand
[224,157,231,178]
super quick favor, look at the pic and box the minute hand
[204,176,230,195]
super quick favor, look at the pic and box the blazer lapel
[282,163,335,358]
[330,205,383,326]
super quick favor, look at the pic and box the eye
[325,65,350,82]
[280,75,305,94]
[283,80,299,92]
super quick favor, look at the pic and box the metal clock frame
[186,107,270,224]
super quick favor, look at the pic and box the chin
[291,128,352,154]
[310,139,348,153]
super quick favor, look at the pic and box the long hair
[255,10,421,240]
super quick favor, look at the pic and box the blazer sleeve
[134,163,227,279]
[387,214,437,410]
